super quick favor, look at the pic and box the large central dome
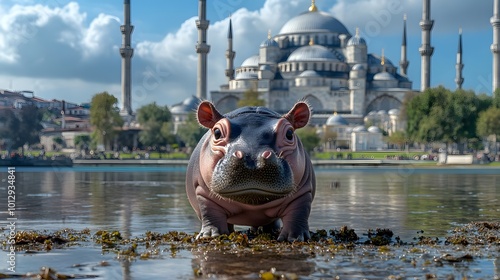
[279,10,350,36]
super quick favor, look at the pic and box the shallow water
[1,165,499,279]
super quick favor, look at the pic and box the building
[210,1,416,126]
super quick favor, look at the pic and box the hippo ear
[283,101,310,129]
[197,101,224,129]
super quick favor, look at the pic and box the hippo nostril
[261,150,273,159]
[233,150,244,159]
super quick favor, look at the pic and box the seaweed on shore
[1,222,499,279]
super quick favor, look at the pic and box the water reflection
[1,166,499,279]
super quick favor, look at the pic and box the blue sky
[0,0,494,109]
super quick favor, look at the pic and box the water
[1,165,499,279]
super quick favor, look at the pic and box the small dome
[299,70,321,77]
[260,38,279,48]
[368,126,382,133]
[347,30,366,46]
[235,71,258,80]
[288,45,337,62]
[241,55,259,67]
[170,95,200,114]
[326,113,349,126]
[373,71,396,81]
[351,64,365,71]
[353,125,367,132]
[388,109,400,115]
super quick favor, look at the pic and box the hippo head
[196,101,310,205]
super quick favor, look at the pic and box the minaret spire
[491,0,500,93]
[196,0,210,99]
[399,14,409,76]
[225,18,235,82]
[120,0,134,117]
[381,48,387,72]
[419,0,434,91]
[455,28,464,89]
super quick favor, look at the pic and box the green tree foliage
[74,135,91,150]
[89,92,123,149]
[0,105,43,154]
[494,88,500,109]
[237,89,265,107]
[295,126,320,154]
[386,131,408,150]
[405,86,483,151]
[477,107,500,139]
[136,102,173,147]
[176,113,207,148]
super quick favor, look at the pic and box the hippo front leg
[277,193,313,242]
[196,195,230,239]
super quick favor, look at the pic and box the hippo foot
[196,225,224,239]
[277,227,311,242]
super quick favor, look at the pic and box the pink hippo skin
[186,101,316,242]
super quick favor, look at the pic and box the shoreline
[70,158,500,168]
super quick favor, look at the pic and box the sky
[0,0,495,110]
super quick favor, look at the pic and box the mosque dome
[241,55,259,67]
[260,38,279,48]
[388,109,400,115]
[353,125,367,132]
[278,6,350,36]
[347,29,366,46]
[235,71,258,80]
[288,44,337,61]
[299,70,321,77]
[367,126,382,133]
[373,71,396,81]
[170,95,200,114]
[326,113,349,126]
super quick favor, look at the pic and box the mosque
[208,0,416,127]
[170,0,474,150]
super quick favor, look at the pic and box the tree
[405,86,451,144]
[74,135,91,150]
[493,88,500,109]
[237,89,265,107]
[386,131,408,150]
[404,86,484,153]
[89,92,123,150]
[295,126,320,154]
[176,113,207,149]
[136,102,173,147]
[476,107,500,155]
[0,106,43,155]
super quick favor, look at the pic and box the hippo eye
[285,128,294,141]
[213,128,222,140]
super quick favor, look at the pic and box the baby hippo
[185,101,316,241]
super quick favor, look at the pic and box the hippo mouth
[210,152,294,205]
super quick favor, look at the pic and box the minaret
[491,0,500,92]
[399,14,409,76]
[225,18,235,82]
[455,28,464,89]
[419,0,434,91]
[120,0,133,116]
[196,0,210,100]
